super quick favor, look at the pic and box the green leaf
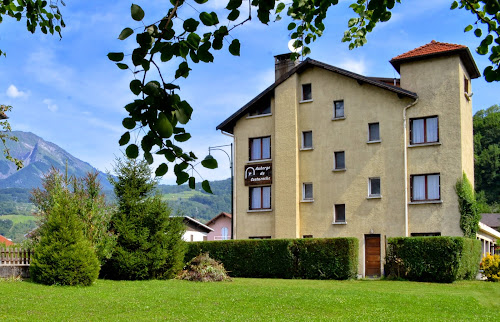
[119,132,130,146]
[228,9,240,21]
[183,18,200,32]
[226,0,242,10]
[194,0,209,3]
[143,81,161,96]
[229,39,240,56]
[156,112,173,138]
[464,25,473,32]
[450,1,458,9]
[276,2,285,13]
[144,152,154,164]
[118,27,134,40]
[155,163,169,176]
[474,28,482,37]
[107,52,124,62]
[187,33,201,49]
[202,180,213,194]
[122,117,136,129]
[116,63,128,70]
[126,144,139,159]
[288,22,296,31]
[174,133,191,142]
[175,61,191,79]
[189,176,195,189]
[199,12,219,26]
[130,80,142,95]
[176,171,190,185]
[131,4,145,21]
[201,155,218,169]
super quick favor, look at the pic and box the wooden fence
[0,248,33,266]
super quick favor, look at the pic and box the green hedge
[185,238,358,280]
[385,237,481,283]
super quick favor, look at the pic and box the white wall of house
[182,230,207,242]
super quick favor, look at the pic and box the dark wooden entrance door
[365,234,381,277]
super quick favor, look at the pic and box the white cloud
[338,58,366,75]
[43,99,58,112]
[6,85,28,98]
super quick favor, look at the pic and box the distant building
[217,40,489,277]
[0,235,14,246]
[206,212,232,241]
[480,213,500,231]
[181,216,213,242]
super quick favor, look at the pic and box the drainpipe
[403,98,418,237]
[221,130,235,240]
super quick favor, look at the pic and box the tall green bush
[30,189,100,286]
[385,237,481,283]
[101,158,186,280]
[455,172,480,238]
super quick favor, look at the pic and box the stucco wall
[207,216,232,241]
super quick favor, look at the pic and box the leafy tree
[30,182,100,286]
[31,168,116,265]
[474,105,500,207]
[101,158,186,280]
[456,172,481,238]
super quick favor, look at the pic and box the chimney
[274,53,299,81]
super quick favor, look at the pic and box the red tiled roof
[390,40,480,79]
[0,235,14,246]
[206,212,232,226]
[392,40,466,61]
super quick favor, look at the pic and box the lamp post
[208,143,233,239]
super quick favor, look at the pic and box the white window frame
[410,173,441,202]
[368,177,381,198]
[368,122,381,143]
[333,204,346,224]
[301,131,313,150]
[410,116,439,145]
[333,151,345,170]
[333,100,345,119]
[301,83,312,102]
[302,183,314,202]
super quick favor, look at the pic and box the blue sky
[0,0,498,184]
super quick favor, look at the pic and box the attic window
[249,100,271,116]
[464,76,469,94]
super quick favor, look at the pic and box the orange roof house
[0,235,14,246]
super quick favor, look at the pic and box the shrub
[385,237,481,283]
[481,253,500,282]
[292,238,358,280]
[101,158,186,280]
[30,190,100,286]
[455,172,480,238]
[178,253,231,282]
[186,238,358,280]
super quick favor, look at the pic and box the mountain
[0,131,111,189]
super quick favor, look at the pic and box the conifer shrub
[178,253,231,282]
[101,158,186,280]
[481,253,500,282]
[385,237,481,283]
[30,191,100,286]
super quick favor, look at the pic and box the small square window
[368,123,380,142]
[302,131,313,149]
[303,183,313,200]
[334,204,346,223]
[334,151,345,170]
[369,178,381,197]
[334,100,344,118]
[302,84,312,101]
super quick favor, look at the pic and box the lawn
[1,278,498,321]
[0,214,36,224]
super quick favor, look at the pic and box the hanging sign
[244,163,272,186]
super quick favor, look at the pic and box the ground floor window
[334,204,346,223]
[249,186,271,210]
[411,232,441,237]
[249,236,271,239]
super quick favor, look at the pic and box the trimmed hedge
[385,237,481,283]
[185,238,358,280]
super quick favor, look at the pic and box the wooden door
[365,234,381,277]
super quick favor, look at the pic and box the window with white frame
[368,177,381,197]
[368,122,380,142]
[411,173,440,201]
[302,183,313,201]
[334,151,345,170]
[410,116,439,145]
[302,131,313,149]
[334,100,344,118]
[334,204,346,223]
[249,186,271,210]
[249,136,271,160]
[302,84,312,101]
[221,227,229,240]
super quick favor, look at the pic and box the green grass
[0,214,36,224]
[1,278,499,321]
[162,190,204,201]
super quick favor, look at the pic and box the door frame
[364,234,381,277]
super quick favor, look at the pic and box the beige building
[216,41,483,277]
